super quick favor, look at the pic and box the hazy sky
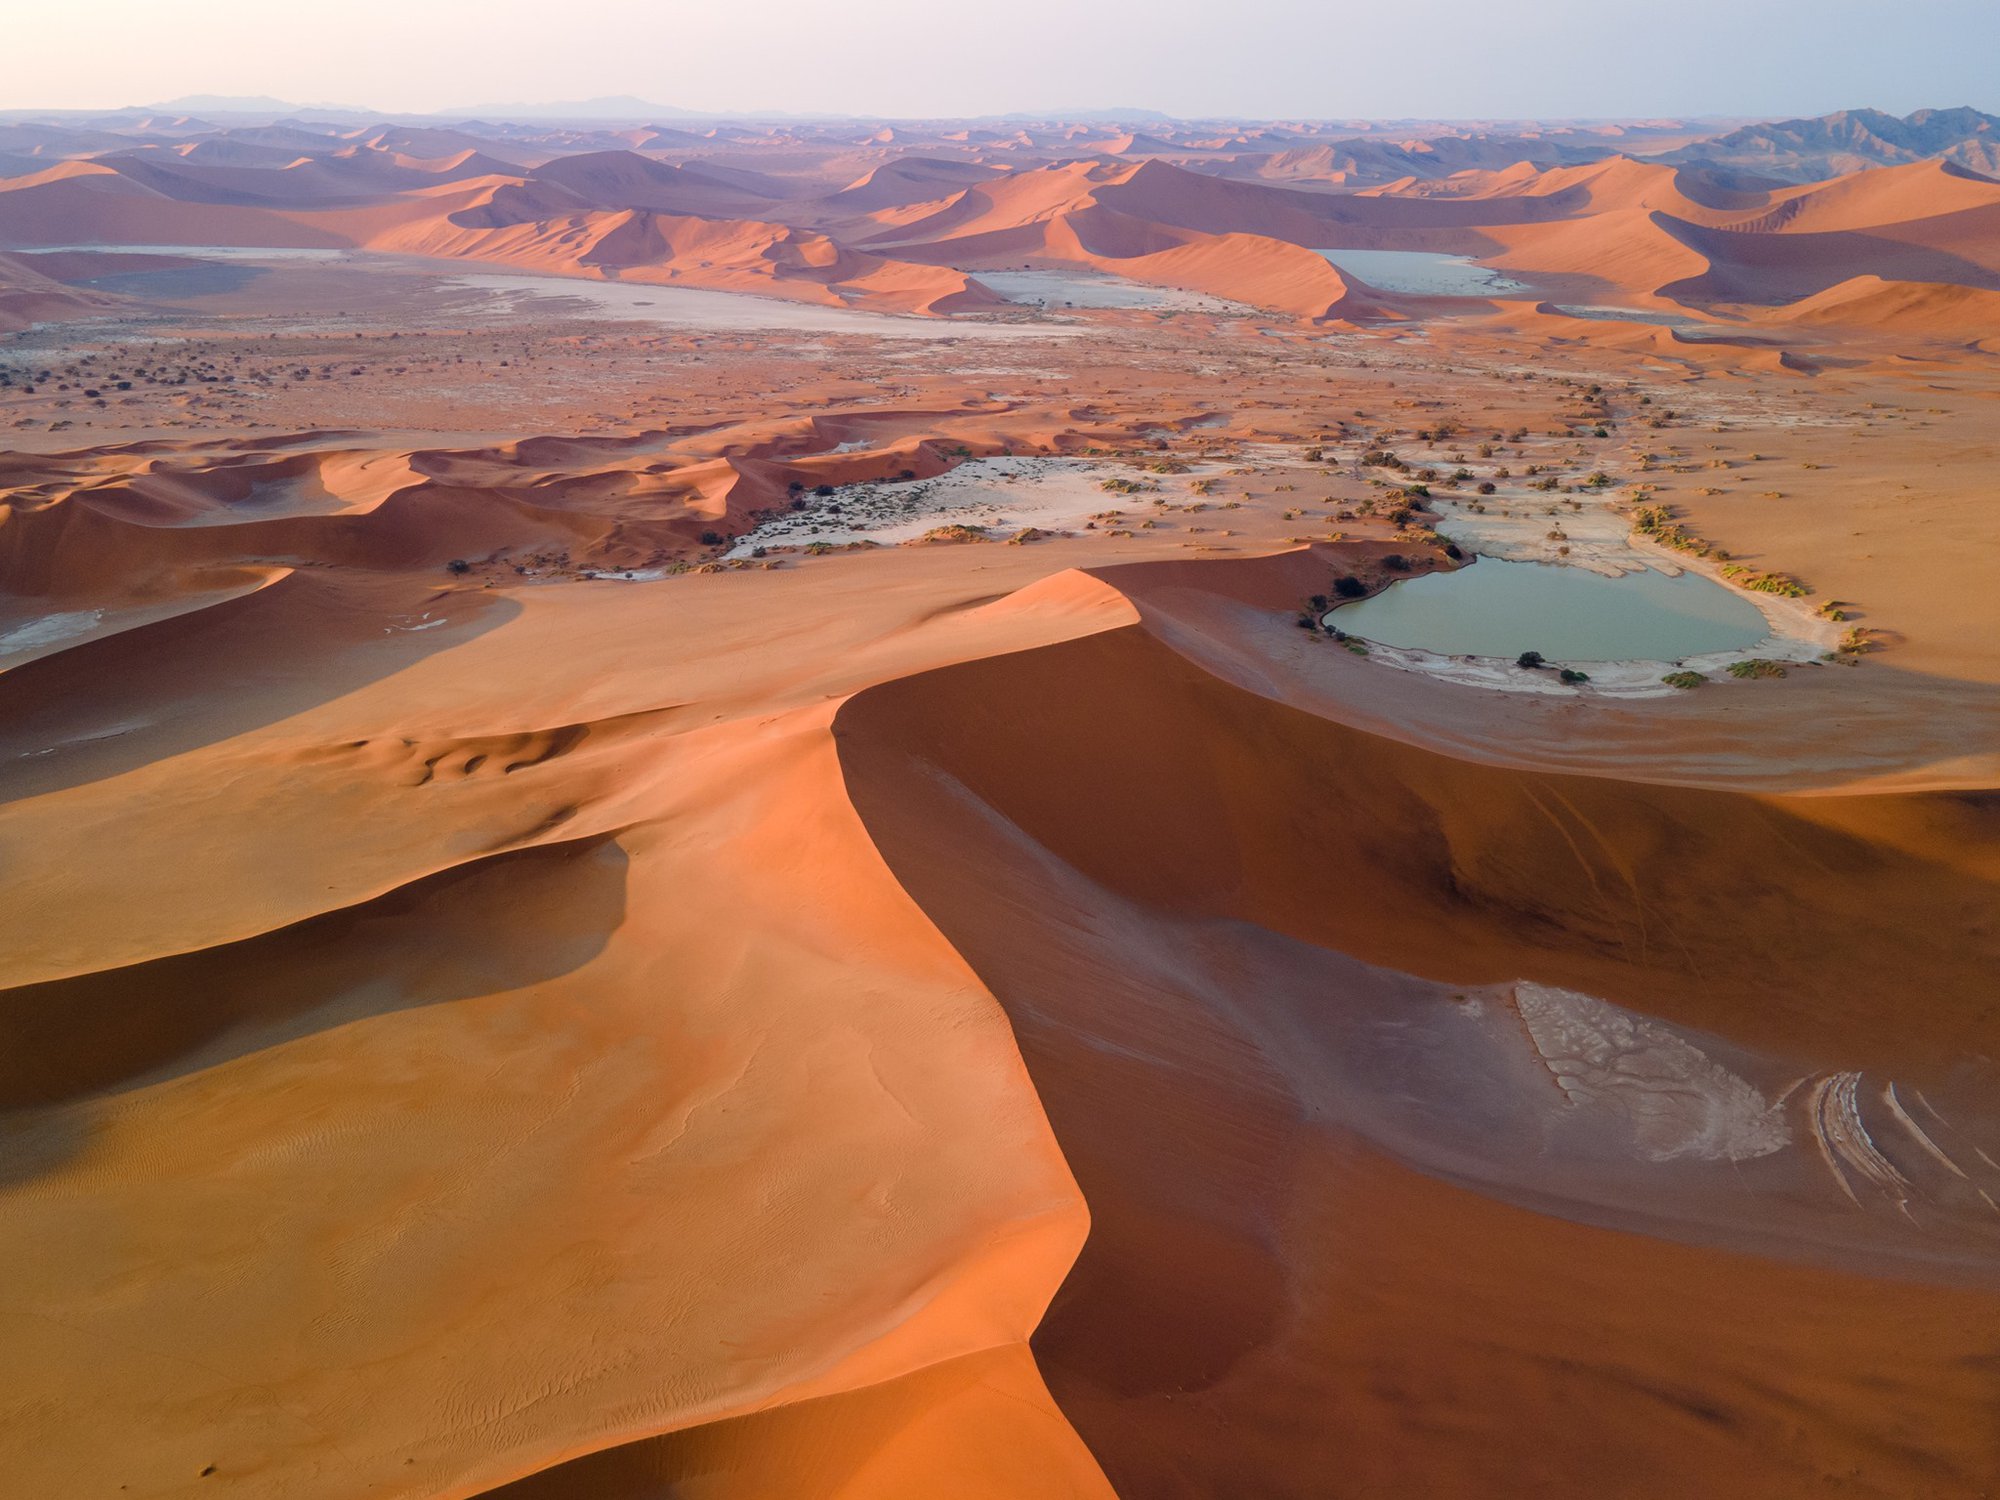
[11,0,2000,120]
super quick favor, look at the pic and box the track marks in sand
[1797,1070,2000,1220]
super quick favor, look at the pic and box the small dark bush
[446,559,471,575]
[1381,553,1411,572]
[1516,650,1546,670]
[1559,668,1589,684]
[1334,575,1368,598]
[699,530,724,547]
[813,483,835,497]
[1477,481,1496,495]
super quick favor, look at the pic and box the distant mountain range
[1667,106,2000,181]
[10,100,1988,181]
[143,93,370,116]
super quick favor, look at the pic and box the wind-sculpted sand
[3,107,1999,1500]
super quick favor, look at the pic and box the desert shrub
[1380,553,1410,572]
[920,524,989,544]
[1334,575,1368,598]
[1662,670,1706,689]
[1726,659,1787,679]
[1516,650,1546,670]
[446,558,471,575]
[1559,668,1589,684]
[814,483,835,498]
[1477,481,1496,495]
[1739,572,1808,598]
[699,530,724,547]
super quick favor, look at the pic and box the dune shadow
[0,832,627,1184]
[833,610,2000,1498]
[0,571,520,801]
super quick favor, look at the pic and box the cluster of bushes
[1513,650,1590,684]
[1631,503,1726,562]
[1662,670,1706,690]
[1720,565,1809,598]
[1726,659,1787,679]
[919,524,990,544]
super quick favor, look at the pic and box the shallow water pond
[1328,557,1767,662]
[1311,249,1525,297]
[979,269,1238,312]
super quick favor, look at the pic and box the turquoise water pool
[1327,557,1768,662]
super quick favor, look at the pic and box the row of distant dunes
[4,107,2000,334]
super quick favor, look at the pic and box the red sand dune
[0,248,125,329]
[4,105,2000,1500]
[7,117,2000,328]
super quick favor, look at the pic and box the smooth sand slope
[0,555,1148,1500]
[3,120,1999,1495]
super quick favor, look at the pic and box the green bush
[1726,659,1787,679]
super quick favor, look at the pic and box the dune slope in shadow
[835,567,2000,1499]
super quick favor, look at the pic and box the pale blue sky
[11,0,1999,120]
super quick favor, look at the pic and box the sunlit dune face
[4,87,2000,1500]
